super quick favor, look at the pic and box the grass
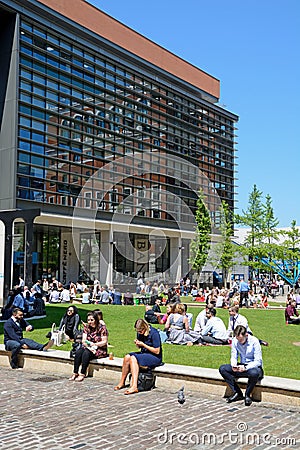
[1,303,299,380]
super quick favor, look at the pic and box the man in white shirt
[227,305,251,337]
[197,308,228,345]
[194,303,213,333]
[219,325,264,406]
[227,305,269,346]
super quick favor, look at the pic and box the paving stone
[0,367,299,449]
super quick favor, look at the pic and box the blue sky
[88,0,300,226]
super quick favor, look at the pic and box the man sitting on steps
[219,325,264,406]
[4,308,54,369]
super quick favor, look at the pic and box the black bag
[70,341,82,359]
[137,371,156,392]
[69,328,83,358]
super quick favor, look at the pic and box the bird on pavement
[177,386,185,405]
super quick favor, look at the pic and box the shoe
[75,374,85,382]
[244,396,252,406]
[43,339,54,351]
[69,374,78,381]
[260,340,269,347]
[226,392,244,403]
[11,365,22,370]
[45,331,52,339]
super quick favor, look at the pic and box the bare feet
[124,388,139,395]
[114,384,126,391]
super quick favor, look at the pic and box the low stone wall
[0,344,299,406]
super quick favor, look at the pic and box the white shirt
[60,289,70,302]
[194,309,207,333]
[201,316,228,340]
[227,314,252,336]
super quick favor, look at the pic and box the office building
[0,0,238,300]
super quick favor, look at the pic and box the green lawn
[1,303,299,380]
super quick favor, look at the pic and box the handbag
[70,341,82,358]
[130,370,156,392]
[51,323,67,346]
[70,326,83,358]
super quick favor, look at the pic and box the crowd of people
[2,273,299,404]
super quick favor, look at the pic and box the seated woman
[69,311,108,382]
[114,318,162,395]
[156,303,175,325]
[59,305,81,340]
[165,303,199,345]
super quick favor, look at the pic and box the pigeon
[177,386,185,405]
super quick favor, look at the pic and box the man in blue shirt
[219,325,263,406]
[239,278,250,308]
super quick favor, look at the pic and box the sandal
[124,388,139,395]
[114,384,126,391]
[69,374,78,381]
[75,374,85,382]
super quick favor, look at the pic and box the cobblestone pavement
[0,368,299,450]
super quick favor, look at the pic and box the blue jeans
[5,339,44,368]
[219,364,263,397]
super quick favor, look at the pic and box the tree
[189,190,211,287]
[235,185,265,279]
[216,201,236,287]
[262,194,279,244]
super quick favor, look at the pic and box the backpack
[137,371,156,392]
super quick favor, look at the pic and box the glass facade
[12,223,60,285]
[17,19,236,225]
[0,1,238,292]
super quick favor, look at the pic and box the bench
[0,344,299,406]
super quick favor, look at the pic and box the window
[84,191,92,208]
[109,189,118,211]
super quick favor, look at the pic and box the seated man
[12,288,26,311]
[194,303,215,333]
[123,291,134,305]
[197,307,228,345]
[4,308,54,369]
[219,325,263,406]
[144,305,159,324]
[285,300,300,324]
[227,305,269,346]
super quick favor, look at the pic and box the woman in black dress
[114,318,162,395]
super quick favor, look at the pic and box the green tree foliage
[262,194,279,244]
[235,185,265,277]
[235,186,281,278]
[236,186,300,286]
[189,190,211,285]
[217,201,236,286]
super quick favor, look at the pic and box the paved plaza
[0,367,299,450]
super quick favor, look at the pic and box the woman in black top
[59,305,80,340]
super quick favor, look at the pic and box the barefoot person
[4,308,54,369]
[114,319,162,395]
